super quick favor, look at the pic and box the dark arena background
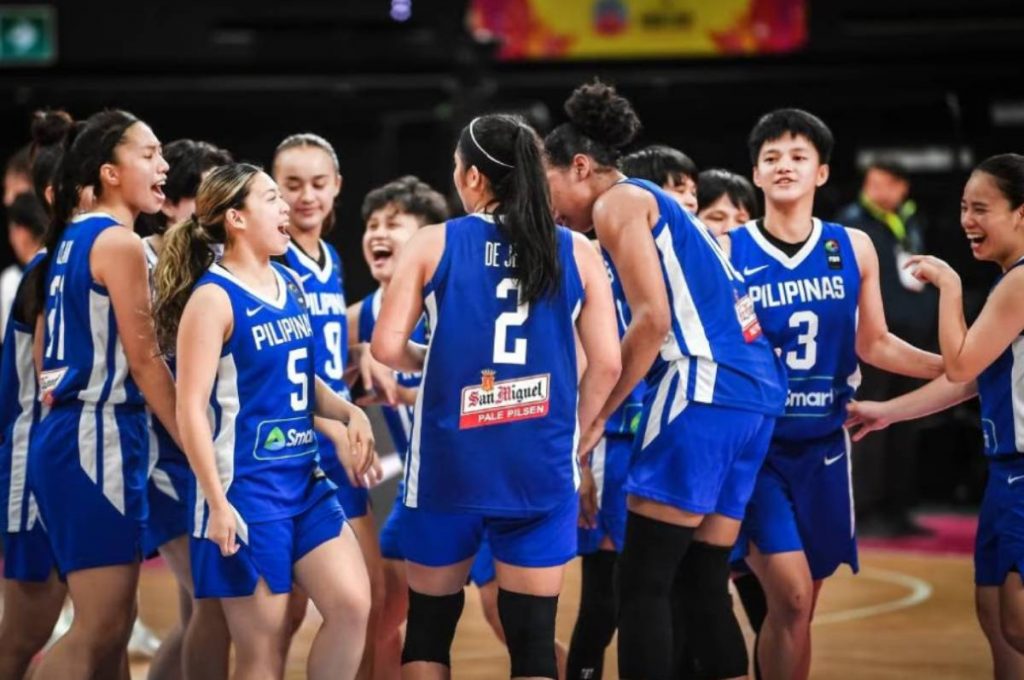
[1,1,1023,677]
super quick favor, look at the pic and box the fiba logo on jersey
[824,239,844,270]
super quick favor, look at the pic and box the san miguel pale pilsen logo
[481,369,496,392]
[459,369,551,430]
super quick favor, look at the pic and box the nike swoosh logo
[824,452,846,466]
[743,264,770,277]
[245,305,264,318]
[298,273,313,284]
[1009,474,1024,485]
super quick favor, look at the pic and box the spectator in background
[836,160,938,536]
[3,146,32,207]
[0,192,47,333]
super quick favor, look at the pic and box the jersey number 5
[493,278,529,365]
[287,347,310,411]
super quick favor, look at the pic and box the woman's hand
[844,400,893,442]
[904,254,961,290]
[207,501,240,557]
[578,465,599,530]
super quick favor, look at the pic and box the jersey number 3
[786,310,819,370]
[493,278,529,365]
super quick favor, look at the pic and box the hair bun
[564,80,641,150]
[30,109,74,148]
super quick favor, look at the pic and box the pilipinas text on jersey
[728,220,861,441]
[40,212,144,407]
[406,214,584,515]
[620,178,787,416]
[193,262,332,542]
[977,257,1024,456]
[280,241,349,398]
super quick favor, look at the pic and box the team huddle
[0,79,1022,680]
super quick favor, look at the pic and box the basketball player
[371,114,620,679]
[271,133,385,675]
[0,109,74,679]
[544,80,787,680]
[153,162,376,680]
[725,109,943,680]
[847,154,1024,680]
[26,110,179,680]
[137,138,233,680]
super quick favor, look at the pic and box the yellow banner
[469,0,806,60]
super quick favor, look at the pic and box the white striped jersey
[0,252,46,533]
[41,213,143,407]
[191,262,333,544]
[620,178,787,415]
[978,257,1024,456]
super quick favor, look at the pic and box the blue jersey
[601,249,645,435]
[280,241,350,477]
[728,220,861,441]
[41,213,143,408]
[407,214,584,515]
[357,288,427,458]
[977,257,1024,456]
[192,262,332,543]
[622,178,786,415]
[0,252,46,533]
[143,239,187,472]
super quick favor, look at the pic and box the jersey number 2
[493,278,529,365]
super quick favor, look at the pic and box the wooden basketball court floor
[124,548,989,679]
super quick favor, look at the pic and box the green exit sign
[0,6,55,65]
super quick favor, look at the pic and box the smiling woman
[20,109,180,680]
[152,162,378,680]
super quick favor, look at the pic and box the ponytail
[458,114,559,304]
[152,162,261,354]
[500,124,560,304]
[152,216,217,354]
[25,109,138,323]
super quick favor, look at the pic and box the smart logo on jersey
[263,426,287,452]
[460,370,551,429]
[824,239,843,270]
[254,417,318,460]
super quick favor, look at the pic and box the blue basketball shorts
[627,385,775,520]
[190,489,346,599]
[732,430,858,580]
[578,433,632,555]
[400,493,578,570]
[976,457,1024,587]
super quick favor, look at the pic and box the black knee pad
[617,512,696,680]
[401,588,465,667]
[678,542,747,679]
[733,572,767,634]
[568,551,619,679]
[497,589,559,679]
[578,550,618,633]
